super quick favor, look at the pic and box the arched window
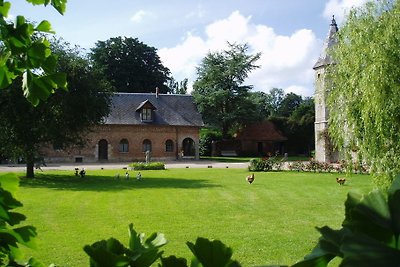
[142,139,152,152]
[119,139,129,153]
[182,138,195,156]
[165,139,174,152]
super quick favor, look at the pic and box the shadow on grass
[19,173,220,191]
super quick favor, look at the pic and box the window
[142,139,152,152]
[119,139,129,153]
[165,140,174,152]
[141,108,152,121]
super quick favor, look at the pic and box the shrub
[248,157,283,172]
[129,162,166,170]
[288,161,305,172]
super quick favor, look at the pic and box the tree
[265,88,284,117]
[192,43,261,138]
[91,36,171,94]
[247,91,271,118]
[328,0,400,187]
[167,77,188,94]
[278,92,302,117]
[0,0,67,105]
[0,39,112,178]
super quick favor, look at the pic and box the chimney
[155,87,159,98]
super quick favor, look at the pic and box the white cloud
[130,10,153,23]
[323,0,369,23]
[159,11,320,97]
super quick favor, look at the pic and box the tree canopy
[328,0,400,187]
[192,43,261,138]
[91,36,171,94]
[0,39,112,177]
[0,0,67,105]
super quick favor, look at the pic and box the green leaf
[343,189,394,243]
[41,54,57,73]
[145,232,168,249]
[16,15,26,27]
[27,41,51,67]
[291,253,335,267]
[23,71,67,106]
[105,238,126,255]
[128,223,142,252]
[0,187,23,209]
[187,237,234,267]
[24,0,67,14]
[341,233,400,267]
[26,257,46,267]
[12,226,38,249]
[0,1,11,17]
[35,20,54,33]
[83,241,130,267]
[0,66,13,89]
[51,0,67,14]
[316,226,348,257]
[135,250,163,267]
[0,50,11,67]
[388,189,400,236]
[160,256,188,267]
[388,174,400,196]
[7,212,26,226]
[47,72,67,89]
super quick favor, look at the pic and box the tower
[313,16,339,163]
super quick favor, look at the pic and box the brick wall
[41,124,200,163]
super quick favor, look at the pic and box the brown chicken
[336,177,346,185]
[246,173,255,184]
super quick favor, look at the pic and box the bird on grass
[336,177,346,185]
[246,173,255,184]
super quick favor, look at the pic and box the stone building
[42,91,204,163]
[313,16,339,163]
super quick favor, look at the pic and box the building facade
[313,16,339,163]
[41,92,204,163]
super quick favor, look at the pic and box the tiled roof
[313,16,339,69]
[235,121,287,141]
[104,93,204,127]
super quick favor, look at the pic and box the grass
[11,169,373,266]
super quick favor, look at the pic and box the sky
[10,0,369,97]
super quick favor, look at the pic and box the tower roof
[313,16,338,69]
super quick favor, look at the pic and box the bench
[220,150,238,156]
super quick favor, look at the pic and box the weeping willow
[327,0,400,188]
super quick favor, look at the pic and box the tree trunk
[25,151,35,178]
[222,123,230,139]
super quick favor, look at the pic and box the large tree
[192,43,261,138]
[0,0,67,105]
[328,0,400,187]
[0,39,112,178]
[91,36,171,93]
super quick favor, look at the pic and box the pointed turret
[314,16,340,163]
[313,16,338,69]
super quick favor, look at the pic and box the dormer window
[141,108,153,121]
[136,99,156,123]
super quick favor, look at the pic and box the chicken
[246,173,255,184]
[336,177,346,185]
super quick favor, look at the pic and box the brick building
[42,91,204,163]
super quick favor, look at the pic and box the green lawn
[12,169,373,266]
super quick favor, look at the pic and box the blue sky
[10,0,369,96]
